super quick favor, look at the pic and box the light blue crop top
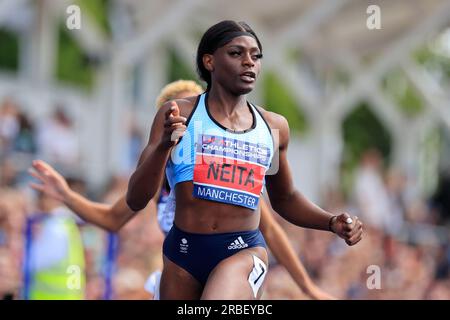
[165,92,274,210]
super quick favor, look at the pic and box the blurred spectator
[262,264,307,300]
[0,98,37,189]
[25,189,86,300]
[85,274,105,300]
[13,112,37,155]
[424,241,450,299]
[0,98,20,158]
[0,158,19,187]
[430,169,450,224]
[67,177,110,300]
[99,174,163,299]
[36,106,80,169]
[352,148,392,232]
[1,101,448,300]
[113,267,149,300]
[384,168,407,234]
[119,113,144,177]
[0,188,27,299]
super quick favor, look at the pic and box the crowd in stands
[1,97,449,299]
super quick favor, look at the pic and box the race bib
[193,134,271,210]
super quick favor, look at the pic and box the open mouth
[240,71,256,83]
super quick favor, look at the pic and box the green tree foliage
[0,29,19,71]
[262,71,308,134]
[76,0,111,35]
[415,45,450,79]
[56,26,95,90]
[167,47,197,84]
[382,69,424,118]
[55,1,111,90]
[341,102,392,193]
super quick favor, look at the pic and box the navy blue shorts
[162,224,267,286]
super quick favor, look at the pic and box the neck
[207,85,248,117]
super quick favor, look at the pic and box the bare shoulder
[253,105,290,149]
[254,105,289,132]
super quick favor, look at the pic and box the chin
[235,84,254,95]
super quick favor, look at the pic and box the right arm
[126,101,187,211]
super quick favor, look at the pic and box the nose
[242,52,255,67]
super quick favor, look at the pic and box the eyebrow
[227,44,260,51]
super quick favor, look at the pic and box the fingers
[346,235,362,246]
[163,102,186,136]
[165,123,186,138]
[32,159,66,180]
[31,161,45,174]
[350,216,363,235]
[171,128,186,142]
[344,214,362,232]
[164,107,187,143]
[164,103,174,119]
[164,101,180,119]
[162,102,187,147]
[340,212,351,221]
[346,217,362,236]
[343,220,353,233]
[29,182,64,202]
[345,217,363,246]
[171,101,180,117]
[28,166,56,185]
[336,213,353,232]
[164,117,187,128]
[27,168,45,183]
[29,182,45,192]
[334,213,364,245]
[347,228,363,244]
[31,161,56,180]
[32,159,53,173]
[29,161,66,190]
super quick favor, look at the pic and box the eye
[229,51,241,57]
[253,53,263,60]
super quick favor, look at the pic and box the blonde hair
[155,80,204,109]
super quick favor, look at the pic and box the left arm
[264,112,363,245]
[259,199,336,299]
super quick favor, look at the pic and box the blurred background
[0,0,449,299]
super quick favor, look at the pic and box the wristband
[328,215,337,232]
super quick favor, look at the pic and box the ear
[202,54,214,72]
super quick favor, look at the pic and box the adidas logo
[228,236,248,250]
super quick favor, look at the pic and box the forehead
[223,35,259,50]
